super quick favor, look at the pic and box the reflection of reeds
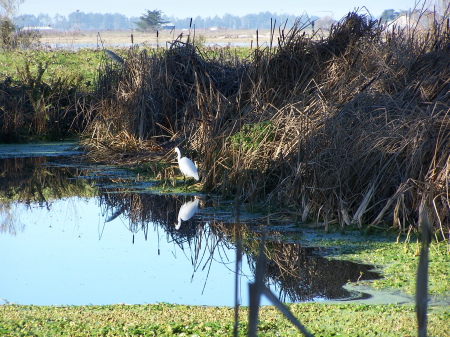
[0,157,96,235]
[248,235,313,337]
[0,157,94,204]
[97,190,242,291]
[96,189,379,306]
[98,191,179,237]
[0,203,25,235]
[98,190,216,249]
[217,220,381,302]
[263,241,381,302]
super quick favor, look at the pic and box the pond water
[0,154,381,306]
[43,41,253,51]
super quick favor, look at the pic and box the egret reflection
[176,197,200,230]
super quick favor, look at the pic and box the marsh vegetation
[83,12,450,239]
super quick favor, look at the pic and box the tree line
[12,8,407,33]
[14,10,318,31]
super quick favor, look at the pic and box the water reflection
[255,243,379,302]
[176,198,200,230]
[0,156,381,306]
[0,156,94,207]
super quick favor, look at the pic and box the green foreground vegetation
[1,302,449,336]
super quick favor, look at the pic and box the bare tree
[1,0,25,18]
[315,16,335,31]
[1,0,35,50]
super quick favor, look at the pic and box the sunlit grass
[0,46,251,93]
[0,49,105,91]
[1,302,449,336]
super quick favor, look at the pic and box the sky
[18,0,428,19]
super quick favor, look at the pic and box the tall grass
[84,10,450,236]
[0,48,105,142]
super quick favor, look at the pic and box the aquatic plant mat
[1,302,449,336]
[81,9,450,238]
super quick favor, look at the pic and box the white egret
[174,147,199,182]
[176,198,200,230]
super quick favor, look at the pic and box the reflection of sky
[0,197,273,306]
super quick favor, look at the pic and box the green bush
[0,16,41,50]
[229,121,274,151]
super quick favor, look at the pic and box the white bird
[174,147,199,182]
[176,198,200,230]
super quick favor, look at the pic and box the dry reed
[84,10,450,235]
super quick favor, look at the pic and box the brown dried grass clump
[0,60,87,142]
[84,10,450,235]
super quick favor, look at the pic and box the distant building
[21,26,53,31]
[161,23,175,30]
[393,10,437,30]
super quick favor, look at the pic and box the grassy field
[0,48,104,91]
[1,302,449,336]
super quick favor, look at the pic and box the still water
[44,41,252,51]
[1,197,257,306]
[0,155,381,306]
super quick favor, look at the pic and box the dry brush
[84,11,450,235]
